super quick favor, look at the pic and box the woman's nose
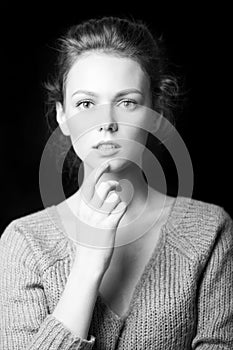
[99,122,118,132]
[98,104,118,132]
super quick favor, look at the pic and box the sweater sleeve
[192,208,233,350]
[0,220,96,350]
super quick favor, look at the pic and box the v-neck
[46,196,182,323]
[96,219,167,322]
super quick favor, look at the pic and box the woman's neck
[66,161,170,229]
[82,161,149,220]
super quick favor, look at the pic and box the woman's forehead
[66,53,150,97]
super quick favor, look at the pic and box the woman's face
[56,52,152,172]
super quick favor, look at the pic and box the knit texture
[0,196,232,349]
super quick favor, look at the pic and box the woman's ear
[56,102,70,136]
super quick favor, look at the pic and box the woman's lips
[93,141,121,148]
[94,145,121,156]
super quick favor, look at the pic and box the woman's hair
[44,16,180,185]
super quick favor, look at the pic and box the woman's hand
[73,162,127,276]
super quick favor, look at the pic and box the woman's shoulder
[167,196,233,260]
[172,195,231,223]
[0,205,72,270]
[1,205,63,237]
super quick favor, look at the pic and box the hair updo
[44,16,180,185]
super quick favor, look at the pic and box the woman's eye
[76,100,94,109]
[118,100,137,110]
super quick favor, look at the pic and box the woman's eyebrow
[71,88,144,98]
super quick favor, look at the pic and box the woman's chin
[104,158,130,173]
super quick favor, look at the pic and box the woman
[0,16,232,349]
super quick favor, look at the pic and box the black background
[0,3,232,233]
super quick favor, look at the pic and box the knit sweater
[0,196,232,349]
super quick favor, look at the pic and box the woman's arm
[192,208,233,349]
[52,246,105,340]
[0,221,95,349]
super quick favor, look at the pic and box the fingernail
[116,184,122,191]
